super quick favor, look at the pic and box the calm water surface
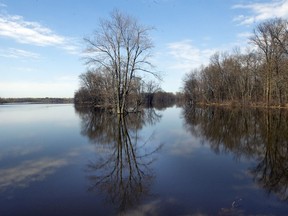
[0,104,288,215]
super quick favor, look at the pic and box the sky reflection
[0,105,288,215]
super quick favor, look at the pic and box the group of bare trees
[75,10,160,114]
[74,67,179,109]
[74,68,142,110]
[183,18,288,107]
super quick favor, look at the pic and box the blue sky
[0,0,287,98]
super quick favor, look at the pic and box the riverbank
[195,101,288,109]
[0,97,73,104]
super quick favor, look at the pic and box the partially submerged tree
[75,68,114,108]
[83,10,158,114]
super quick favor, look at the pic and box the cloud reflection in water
[0,157,68,192]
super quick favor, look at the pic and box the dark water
[1,104,288,215]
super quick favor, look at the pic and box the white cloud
[0,13,80,54]
[153,40,217,92]
[0,48,40,59]
[0,3,6,7]
[167,40,201,70]
[233,0,288,25]
[12,67,37,72]
[166,40,215,71]
[237,32,253,39]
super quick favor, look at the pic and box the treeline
[74,69,183,109]
[142,91,181,109]
[183,18,288,107]
[0,97,73,104]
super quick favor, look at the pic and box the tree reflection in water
[183,105,288,201]
[75,106,162,213]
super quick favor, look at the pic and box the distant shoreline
[0,98,74,104]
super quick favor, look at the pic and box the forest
[183,18,288,108]
[75,14,288,110]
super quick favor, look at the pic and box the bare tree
[183,70,200,105]
[76,68,113,107]
[250,18,288,106]
[83,10,157,114]
[142,80,161,107]
[269,18,288,55]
